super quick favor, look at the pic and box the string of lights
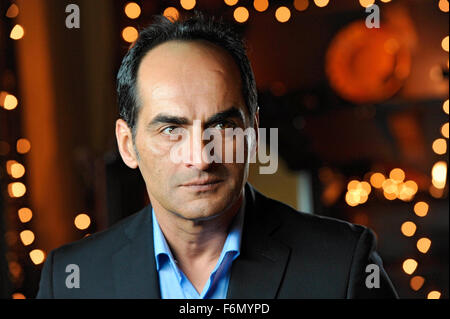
[1,1,48,299]
[2,3,95,298]
[119,0,399,28]
[0,0,445,299]
[400,0,448,300]
[412,0,448,299]
[122,2,142,43]
[121,0,447,299]
[329,0,447,299]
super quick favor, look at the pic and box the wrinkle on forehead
[148,69,230,102]
[137,40,243,108]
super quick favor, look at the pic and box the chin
[173,197,231,221]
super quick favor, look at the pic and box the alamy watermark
[365,264,380,289]
[65,4,80,29]
[365,4,380,29]
[64,4,380,30]
[65,263,80,288]
[64,262,381,289]
[165,121,279,175]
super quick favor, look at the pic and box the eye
[161,126,182,135]
[212,121,235,130]
[213,123,225,130]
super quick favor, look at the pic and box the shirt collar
[219,193,245,261]
[152,210,177,272]
[152,191,246,272]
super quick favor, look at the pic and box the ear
[115,119,139,169]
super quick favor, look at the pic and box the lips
[180,178,223,191]
[181,178,223,187]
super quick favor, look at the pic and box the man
[37,13,398,299]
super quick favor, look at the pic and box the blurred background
[0,0,448,299]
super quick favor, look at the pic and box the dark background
[0,0,448,299]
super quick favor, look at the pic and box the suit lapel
[112,206,160,299]
[227,184,291,299]
[110,183,290,299]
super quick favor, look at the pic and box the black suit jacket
[36,183,398,298]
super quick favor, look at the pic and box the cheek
[139,136,171,157]
[135,134,175,180]
[222,160,246,182]
[221,134,249,164]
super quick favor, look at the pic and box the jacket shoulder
[36,206,151,298]
[253,188,371,247]
[251,189,383,298]
[50,206,150,266]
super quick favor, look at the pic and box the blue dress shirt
[152,198,245,299]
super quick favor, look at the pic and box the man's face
[132,40,253,221]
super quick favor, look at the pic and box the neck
[152,194,244,265]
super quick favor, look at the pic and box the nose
[184,121,214,171]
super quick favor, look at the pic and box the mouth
[180,179,223,191]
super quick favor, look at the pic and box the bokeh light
[429,184,445,198]
[383,190,397,200]
[416,238,431,254]
[443,100,449,114]
[124,2,141,19]
[1,93,18,110]
[398,183,415,201]
[410,276,425,291]
[401,221,416,237]
[432,138,447,155]
[359,0,375,8]
[16,138,31,154]
[414,202,429,217]
[19,230,35,246]
[163,7,179,22]
[402,258,418,275]
[8,182,26,198]
[254,0,269,12]
[389,168,405,183]
[345,180,372,206]
[440,123,449,139]
[439,0,449,12]
[74,213,91,230]
[347,180,360,190]
[122,26,138,43]
[382,179,397,194]
[370,172,385,188]
[442,36,449,52]
[314,0,329,7]
[29,249,45,265]
[345,191,360,207]
[275,6,291,23]
[10,162,25,179]
[224,0,239,6]
[427,291,441,299]
[360,181,371,195]
[234,7,249,23]
[294,0,309,11]
[18,208,33,223]
[431,161,447,189]
[180,0,196,10]
[10,24,24,40]
[6,3,19,18]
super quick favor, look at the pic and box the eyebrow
[146,106,246,129]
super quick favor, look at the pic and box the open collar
[111,183,290,299]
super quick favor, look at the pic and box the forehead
[138,39,241,81]
[136,40,244,115]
